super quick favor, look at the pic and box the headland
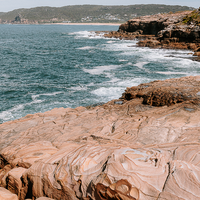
[102,9,200,60]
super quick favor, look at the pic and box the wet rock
[137,39,161,48]
[194,48,200,56]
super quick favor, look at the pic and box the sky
[0,0,199,12]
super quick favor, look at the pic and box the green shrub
[182,9,200,25]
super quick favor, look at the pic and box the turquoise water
[1,24,200,123]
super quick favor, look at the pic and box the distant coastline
[52,23,121,26]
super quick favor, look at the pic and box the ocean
[1,24,200,124]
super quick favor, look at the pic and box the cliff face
[1,76,200,200]
[119,11,188,35]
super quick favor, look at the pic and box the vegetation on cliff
[182,8,200,25]
[0,4,194,24]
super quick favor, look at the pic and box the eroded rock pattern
[0,187,18,200]
[1,76,200,199]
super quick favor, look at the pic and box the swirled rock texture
[1,76,200,200]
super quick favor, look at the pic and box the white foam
[70,85,88,91]
[74,31,104,39]
[77,46,95,50]
[107,41,114,43]
[134,62,151,73]
[91,87,124,100]
[31,91,63,101]
[83,65,121,75]
[134,62,149,69]
[173,58,200,68]
[156,71,188,75]
[0,99,44,123]
[1,74,10,78]
[119,59,128,62]
[107,77,120,83]
[116,77,151,88]
[105,41,138,52]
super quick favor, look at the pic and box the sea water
[1,24,200,123]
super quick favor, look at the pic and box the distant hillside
[0,4,194,24]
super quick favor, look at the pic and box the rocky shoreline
[1,75,200,200]
[102,9,200,59]
[1,9,200,200]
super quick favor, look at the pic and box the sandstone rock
[19,144,169,200]
[6,167,27,198]
[137,39,161,48]
[1,141,58,169]
[194,52,200,56]
[0,187,18,200]
[157,24,200,43]
[35,197,55,200]
[119,11,192,35]
[0,164,11,186]
[121,76,200,106]
[194,47,200,56]
[195,47,200,52]
[1,76,200,199]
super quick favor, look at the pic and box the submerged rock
[1,76,200,199]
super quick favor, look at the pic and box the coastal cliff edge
[1,76,200,200]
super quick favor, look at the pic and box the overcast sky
[0,0,199,12]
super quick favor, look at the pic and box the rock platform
[1,76,200,199]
